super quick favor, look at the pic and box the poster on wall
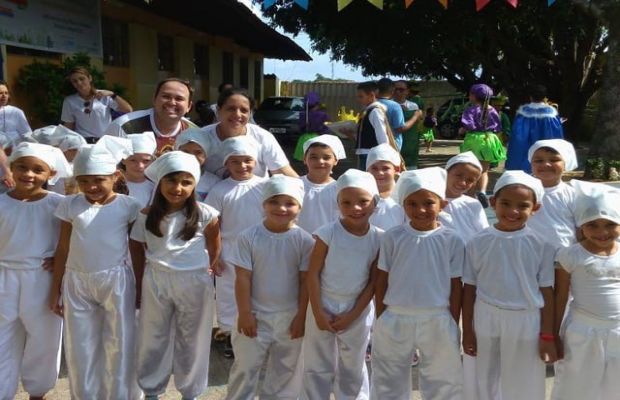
[0,0,102,56]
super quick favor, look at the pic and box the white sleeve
[313,223,333,245]
[462,242,477,285]
[538,243,557,287]
[130,213,147,243]
[472,202,490,230]
[257,128,290,171]
[204,184,224,212]
[555,246,575,273]
[369,109,388,145]
[15,109,31,135]
[229,229,253,271]
[127,197,142,223]
[60,98,75,123]
[450,235,465,278]
[104,95,119,111]
[103,120,125,137]
[299,231,315,272]
[54,197,73,223]
[377,233,393,272]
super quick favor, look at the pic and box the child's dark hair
[113,169,129,195]
[534,146,560,156]
[529,85,547,102]
[357,81,378,94]
[377,78,394,95]
[146,172,200,240]
[426,107,434,115]
[217,87,255,109]
[304,142,333,157]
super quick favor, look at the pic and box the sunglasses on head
[83,101,91,115]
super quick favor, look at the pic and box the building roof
[124,0,311,61]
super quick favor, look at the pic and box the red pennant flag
[405,0,415,7]
[506,0,518,7]
[476,0,491,11]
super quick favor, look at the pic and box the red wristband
[539,333,555,342]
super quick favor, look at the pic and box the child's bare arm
[374,269,389,318]
[449,277,463,323]
[290,271,309,339]
[553,267,570,359]
[462,283,477,356]
[50,221,72,316]
[332,256,378,331]
[235,266,257,337]
[307,238,335,332]
[204,217,221,272]
[539,286,557,363]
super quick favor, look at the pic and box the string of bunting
[262,0,558,11]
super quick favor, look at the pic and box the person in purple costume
[294,92,330,160]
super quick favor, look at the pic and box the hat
[571,180,620,226]
[302,134,346,160]
[175,128,213,155]
[470,84,493,101]
[527,139,578,172]
[336,169,379,202]
[493,170,544,204]
[221,136,259,165]
[9,142,72,185]
[58,132,87,152]
[29,125,86,152]
[262,174,305,206]
[127,131,157,155]
[144,151,201,184]
[366,144,401,170]
[446,151,483,171]
[73,136,133,177]
[392,167,447,205]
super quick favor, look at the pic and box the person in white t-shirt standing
[0,80,31,147]
[61,67,132,142]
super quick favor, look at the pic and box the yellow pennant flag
[338,0,354,10]
[438,0,448,8]
[405,0,415,7]
[368,0,384,8]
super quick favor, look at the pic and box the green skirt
[293,133,319,161]
[460,131,506,163]
[421,128,435,143]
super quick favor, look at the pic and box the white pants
[0,267,62,399]
[301,298,371,400]
[63,266,139,400]
[472,300,544,400]
[216,259,237,332]
[551,309,620,400]
[370,307,463,400]
[226,310,303,400]
[137,266,215,399]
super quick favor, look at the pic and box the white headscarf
[73,136,133,177]
[336,169,379,203]
[262,174,305,206]
[302,134,347,160]
[144,151,201,184]
[9,142,72,184]
[571,180,620,226]
[366,144,401,170]
[127,131,157,155]
[528,139,578,172]
[221,135,259,165]
[446,151,483,171]
[175,128,213,155]
[392,167,447,205]
[493,170,544,204]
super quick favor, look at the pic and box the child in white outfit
[303,169,383,400]
[123,131,157,208]
[226,175,314,399]
[551,181,620,400]
[0,143,70,400]
[462,171,557,400]
[371,167,464,400]
[175,128,221,201]
[366,144,406,231]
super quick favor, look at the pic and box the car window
[258,97,304,111]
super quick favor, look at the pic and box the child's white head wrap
[73,136,133,177]
[336,169,379,202]
[570,180,620,226]
[221,136,259,165]
[175,128,213,155]
[145,151,201,184]
[8,142,72,184]
[30,125,86,152]
[392,167,447,205]
[127,131,157,155]
[58,133,87,153]
[302,134,346,160]
[445,151,483,171]
[493,170,544,204]
[528,139,578,172]
[366,144,401,170]
[262,174,305,206]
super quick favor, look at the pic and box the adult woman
[0,80,31,148]
[61,67,132,142]
[202,88,298,178]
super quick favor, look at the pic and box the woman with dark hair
[202,87,298,178]
[61,67,132,142]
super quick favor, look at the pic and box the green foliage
[16,53,126,125]
[584,157,620,180]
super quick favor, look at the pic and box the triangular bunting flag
[438,0,448,9]
[368,0,384,9]
[263,0,277,9]
[294,0,309,9]
[548,0,556,5]
[405,0,415,7]
[506,0,518,7]
[338,0,354,11]
[476,0,491,11]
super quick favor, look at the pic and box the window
[102,17,129,67]
[222,51,233,84]
[194,44,209,77]
[239,57,249,89]
[158,34,175,71]
[254,60,262,101]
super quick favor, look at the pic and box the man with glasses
[376,78,421,151]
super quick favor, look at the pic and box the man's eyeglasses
[83,101,91,115]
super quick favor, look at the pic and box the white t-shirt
[398,100,420,112]
[201,123,290,178]
[55,194,141,273]
[379,224,464,309]
[315,220,383,301]
[370,196,406,231]
[0,192,64,270]
[557,244,620,321]
[463,225,556,310]
[296,176,339,234]
[0,105,31,145]
[528,182,577,250]
[439,195,489,243]
[205,175,267,258]
[196,170,221,202]
[127,180,155,209]
[230,223,314,313]
[130,202,219,271]
[61,94,119,138]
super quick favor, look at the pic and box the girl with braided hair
[460,84,506,207]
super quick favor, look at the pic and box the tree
[261,0,605,141]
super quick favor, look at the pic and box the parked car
[253,96,304,144]
[436,96,469,139]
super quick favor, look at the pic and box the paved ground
[17,140,568,399]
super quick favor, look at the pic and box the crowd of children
[1,98,619,400]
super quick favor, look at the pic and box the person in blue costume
[505,85,564,173]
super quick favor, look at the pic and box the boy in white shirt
[352,81,390,170]
[462,171,557,400]
[206,136,267,357]
[124,131,157,208]
[366,143,406,231]
[371,167,464,400]
[296,134,344,234]
[225,175,314,399]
